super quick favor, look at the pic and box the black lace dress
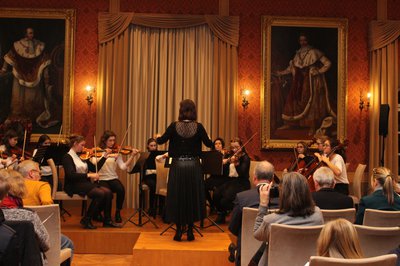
[156,121,213,224]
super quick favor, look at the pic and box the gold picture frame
[261,16,347,149]
[0,8,75,142]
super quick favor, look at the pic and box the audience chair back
[25,204,72,265]
[309,254,397,266]
[355,225,400,257]
[268,224,324,266]
[321,208,356,223]
[241,207,262,265]
[155,160,169,197]
[363,209,400,227]
[350,164,366,203]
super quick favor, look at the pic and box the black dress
[156,121,213,224]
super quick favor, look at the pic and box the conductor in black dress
[156,99,213,241]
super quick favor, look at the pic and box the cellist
[314,138,349,195]
[284,141,313,174]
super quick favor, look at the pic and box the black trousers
[205,175,230,208]
[143,174,156,210]
[98,179,125,210]
[213,178,250,213]
[86,186,113,220]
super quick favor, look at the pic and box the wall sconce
[359,91,371,111]
[242,89,250,109]
[85,85,95,105]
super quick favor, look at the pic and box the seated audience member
[305,218,363,265]
[355,167,400,224]
[0,169,50,253]
[253,172,324,265]
[229,160,278,266]
[312,167,353,209]
[15,160,53,206]
[11,163,75,265]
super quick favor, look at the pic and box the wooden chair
[363,209,400,227]
[25,204,72,265]
[241,207,262,266]
[320,208,356,223]
[309,254,397,266]
[268,224,324,266]
[355,225,400,257]
[48,158,87,218]
[350,164,366,205]
[155,159,169,198]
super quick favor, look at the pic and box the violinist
[213,137,250,224]
[314,138,349,195]
[62,134,119,229]
[315,136,327,155]
[204,138,230,212]
[91,130,139,223]
[0,129,22,169]
[142,138,159,218]
[284,141,313,173]
[32,134,54,188]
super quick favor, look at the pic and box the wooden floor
[61,206,235,265]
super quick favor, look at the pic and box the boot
[187,224,195,241]
[103,218,121,228]
[80,217,97,229]
[115,210,122,223]
[215,212,226,224]
[93,212,104,222]
[173,224,182,242]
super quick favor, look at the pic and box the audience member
[15,160,53,206]
[14,162,75,265]
[253,172,324,265]
[305,218,363,265]
[0,169,50,252]
[312,167,353,209]
[228,160,278,266]
[355,167,400,224]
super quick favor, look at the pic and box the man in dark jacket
[228,160,278,265]
[312,166,353,209]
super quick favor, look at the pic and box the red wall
[1,0,108,145]
[1,0,377,170]
[230,0,376,171]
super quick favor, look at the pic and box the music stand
[122,152,158,228]
[200,151,224,232]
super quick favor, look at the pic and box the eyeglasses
[31,169,41,175]
[323,144,330,147]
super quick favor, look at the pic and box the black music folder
[129,152,150,174]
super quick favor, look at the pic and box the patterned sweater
[2,207,50,251]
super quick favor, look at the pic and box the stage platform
[61,206,234,265]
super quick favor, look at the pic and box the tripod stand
[123,152,158,228]
[199,151,224,232]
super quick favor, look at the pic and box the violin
[79,146,137,160]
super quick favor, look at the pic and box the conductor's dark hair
[178,99,197,121]
[99,130,117,149]
[36,134,51,148]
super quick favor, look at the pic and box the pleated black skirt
[166,158,205,225]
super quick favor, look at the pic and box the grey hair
[15,160,39,178]
[313,167,335,187]
[254,161,275,181]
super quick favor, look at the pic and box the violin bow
[116,122,132,159]
[57,124,62,146]
[22,129,27,159]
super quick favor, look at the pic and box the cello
[301,139,348,192]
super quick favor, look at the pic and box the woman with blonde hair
[0,168,26,208]
[355,167,400,224]
[317,218,363,258]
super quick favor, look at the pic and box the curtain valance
[98,12,239,46]
[369,20,400,51]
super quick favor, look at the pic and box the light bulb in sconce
[85,85,95,105]
[359,91,371,111]
[242,89,250,109]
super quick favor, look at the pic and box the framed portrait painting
[261,16,347,149]
[0,8,75,142]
